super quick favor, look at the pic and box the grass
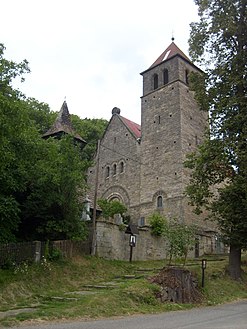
[0,254,246,327]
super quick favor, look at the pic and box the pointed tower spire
[149,42,191,69]
[43,101,86,147]
[171,29,175,42]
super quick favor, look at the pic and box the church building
[87,41,219,258]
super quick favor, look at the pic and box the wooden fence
[0,239,91,267]
[51,240,91,258]
[0,241,42,267]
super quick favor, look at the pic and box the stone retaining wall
[95,220,223,261]
[96,220,168,261]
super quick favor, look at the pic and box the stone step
[82,284,117,289]
[65,290,98,296]
[0,308,36,319]
[136,268,162,272]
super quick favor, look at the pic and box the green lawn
[0,254,246,327]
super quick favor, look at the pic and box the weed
[0,255,246,326]
[40,257,52,272]
[13,261,29,275]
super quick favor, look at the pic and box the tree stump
[150,267,202,304]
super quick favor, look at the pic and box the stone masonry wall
[95,220,219,261]
[87,114,141,221]
[140,56,186,223]
[87,46,220,260]
[96,220,169,261]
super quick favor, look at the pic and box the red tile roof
[120,116,141,139]
[149,42,191,69]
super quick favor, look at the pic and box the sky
[1,0,199,124]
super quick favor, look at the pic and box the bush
[48,247,63,261]
[149,213,168,236]
[98,199,127,220]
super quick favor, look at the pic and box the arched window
[106,166,110,178]
[153,74,158,90]
[113,163,117,175]
[157,195,163,208]
[163,69,169,84]
[109,196,120,202]
[185,70,189,84]
[120,161,124,173]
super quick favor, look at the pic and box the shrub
[149,213,168,236]
[98,199,127,220]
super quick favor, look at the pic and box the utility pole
[91,139,100,256]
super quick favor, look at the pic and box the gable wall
[87,114,141,221]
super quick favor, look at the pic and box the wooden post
[91,139,100,256]
[129,245,133,262]
[34,241,41,263]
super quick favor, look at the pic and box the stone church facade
[87,41,220,259]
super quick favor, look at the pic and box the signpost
[201,259,207,288]
[129,234,136,262]
[125,224,139,263]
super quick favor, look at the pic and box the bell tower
[139,41,208,224]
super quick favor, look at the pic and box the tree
[149,213,195,265]
[186,0,247,279]
[165,220,195,266]
[0,44,90,242]
[0,43,35,242]
[71,115,108,164]
[26,97,56,134]
[18,135,88,241]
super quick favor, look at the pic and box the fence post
[34,241,41,263]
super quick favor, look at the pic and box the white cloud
[1,0,199,124]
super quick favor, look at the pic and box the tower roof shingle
[149,42,191,69]
[43,101,86,145]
